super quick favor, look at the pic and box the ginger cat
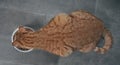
[12,10,113,57]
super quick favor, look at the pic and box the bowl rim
[11,26,34,53]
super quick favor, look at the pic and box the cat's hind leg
[79,43,96,53]
[51,45,73,57]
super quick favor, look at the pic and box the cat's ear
[12,40,19,47]
[18,26,26,33]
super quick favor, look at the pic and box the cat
[12,10,113,57]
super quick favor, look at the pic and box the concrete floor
[0,0,120,65]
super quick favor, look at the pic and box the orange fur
[12,10,113,57]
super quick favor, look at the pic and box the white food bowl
[11,26,34,53]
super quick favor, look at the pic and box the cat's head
[12,26,33,49]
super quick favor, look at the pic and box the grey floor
[0,0,120,65]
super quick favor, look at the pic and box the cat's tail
[94,28,113,54]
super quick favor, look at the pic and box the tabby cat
[12,10,113,57]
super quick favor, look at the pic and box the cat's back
[39,10,105,49]
[70,10,105,34]
[64,10,105,48]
